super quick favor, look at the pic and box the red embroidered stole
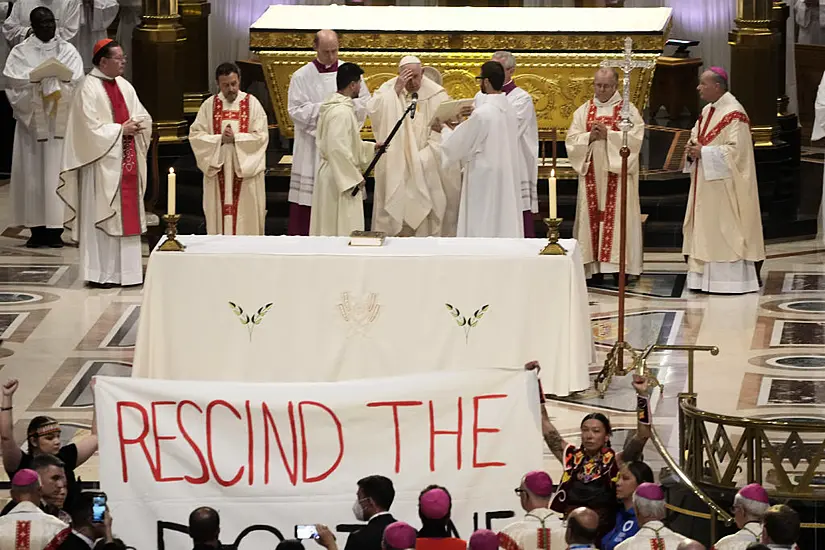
[212,94,250,235]
[101,79,141,237]
[584,100,623,262]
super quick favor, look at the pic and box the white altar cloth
[132,236,594,396]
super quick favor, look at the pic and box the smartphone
[92,493,107,523]
[295,525,318,540]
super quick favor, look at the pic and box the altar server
[684,68,765,294]
[437,61,523,238]
[190,62,269,235]
[813,70,825,243]
[712,484,769,550]
[4,7,83,248]
[2,0,81,46]
[58,39,151,287]
[615,484,687,550]
[368,56,460,237]
[795,0,823,44]
[76,0,119,71]
[287,29,369,236]
[566,68,644,280]
[310,63,379,237]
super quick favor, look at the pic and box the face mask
[352,499,366,522]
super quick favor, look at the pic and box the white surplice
[76,0,119,71]
[813,71,825,244]
[441,92,523,238]
[4,35,83,229]
[310,92,374,236]
[795,0,824,44]
[683,92,765,294]
[614,521,687,550]
[712,521,761,550]
[0,2,11,89]
[502,82,539,214]
[499,508,566,550]
[116,0,141,81]
[0,501,70,550]
[2,0,81,47]
[566,91,644,277]
[368,75,460,236]
[189,91,269,235]
[58,67,151,286]
[287,60,370,207]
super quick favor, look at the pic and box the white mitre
[399,55,422,67]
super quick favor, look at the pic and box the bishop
[615,484,687,550]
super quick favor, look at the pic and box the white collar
[743,522,761,538]
[72,530,96,549]
[369,511,392,522]
[594,91,621,108]
[7,501,42,514]
[90,67,115,81]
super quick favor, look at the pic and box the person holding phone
[60,492,119,549]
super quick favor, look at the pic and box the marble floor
[0,181,823,488]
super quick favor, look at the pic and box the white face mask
[352,499,366,522]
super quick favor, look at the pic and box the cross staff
[601,37,655,142]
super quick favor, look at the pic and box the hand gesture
[374,142,384,153]
[686,143,701,161]
[459,105,474,119]
[122,120,142,136]
[445,118,459,130]
[631,373,650,395]
[222,125,235,144]
[395,68,413,94]
[431,118,443,134]
[103,509,115,542]
[314,524,337,550]
[524,361,541,373]
[2,379,18,397]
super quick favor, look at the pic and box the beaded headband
[28,422,60,438]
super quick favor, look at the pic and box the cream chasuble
[614,521,687,550]
[712,522,761,550]
[2,0,81,46]
[189,91,269,235]
[813,71,825,243]
[4,35,83,229]
[310,93,375,236]
[499,508,566,550]
[58,67,151,286]
[368,75,460,237]
[683,92,765,294]
[0,501,71,550]
[567,91,644,277]
[76,0,119,71]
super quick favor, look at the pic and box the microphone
[410,92,418,119]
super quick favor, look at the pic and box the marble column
[178,0,211,115]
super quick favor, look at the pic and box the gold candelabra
[158,214,186,251]
[540,218,566,255]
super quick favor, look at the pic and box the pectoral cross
[600,37,655,140]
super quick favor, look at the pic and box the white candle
[549,168,557,219]
[168,168,176,216]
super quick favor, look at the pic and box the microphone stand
[351,100,416,196]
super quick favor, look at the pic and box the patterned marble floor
[0,181,823,485]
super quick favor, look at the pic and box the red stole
[212,94,250,235]
[584,100,623,262]
[101,78,141,237]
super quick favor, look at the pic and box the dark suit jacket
[58,533,120,550]
[344,513,396,550]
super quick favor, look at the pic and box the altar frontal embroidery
[445,303,490,343]
[228,301,274,341]
[338,292,381,336]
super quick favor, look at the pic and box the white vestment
[58,67,151,285]
[795,0,825,44]
[683,92,765,294]
[287,60,369,206]
[813,71,825,243]
[712,522,761,550]
[116,0,141,81]
[614,521,687,550]
[310,92,374,236]
[0,501,70,550]
[499,508,566,550]
[189,91,269,235]
[567,92,644,277]
[2,0,81,47]
[0,2,11,89]
[495,82,539,214]
[368,75,460,236]
[441,93,523,238]
[76,0,119,71]
[4,35,83,228]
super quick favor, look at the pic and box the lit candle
[168,167,176,216]
[549,168,557,219]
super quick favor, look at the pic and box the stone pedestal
[178,0,211,114]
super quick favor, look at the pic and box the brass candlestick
[158,214,186,251]
[540,218,566,255]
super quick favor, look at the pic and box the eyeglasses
[514,488,526,496]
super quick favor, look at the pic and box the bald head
[188,507,220,545]
[314,30,339,67]
[677,540,706,550]
[566,507,600,545]
[594,68,619,103]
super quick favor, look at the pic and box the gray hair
[492,51,516,71]
[633,494,666,521]
[708,71,729,92]
[734,494,769,522]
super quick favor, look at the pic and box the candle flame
[169,168,175,174]
[551,168,555,178]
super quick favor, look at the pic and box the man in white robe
[2,0,81,47]
[684,68,765,294]
[615,483,687,550]
[0,2,11,176]
[712,484,769,550]
[116,0,141,81]
[813,70,825,243]
[4,7,83,248]
[368,55,459,237]
[190,62,269,235]
[437,61,523,238]
[58,38,151,287]
[499,471,565,550]
[567,68,644,280]
[76,0,119,72]
[310,63,378,237]
[287,29,369,236]
[0,470,70,550]
[795,0,824,44]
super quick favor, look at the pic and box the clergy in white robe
[615,484,687,550]
[0,470,70,550]
[684,68,765,294]
[438,61,523,238]
[368,56,460,237]
[712,484,770,550]
[190,63,269,235]
[58,39,151,287]
[287,29,369,236]
[4,7,84,248]
[115,0,140,81]
[567,68,644,279]
[813,70,825,243]
[795,0,824,44]
[310,63,377,237]
[76,0,119,72]
[499,471,566,550]
[2,0,80,47]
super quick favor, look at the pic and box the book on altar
[430,98,474,125]
[29,58,74,83]
[349,230,387,246]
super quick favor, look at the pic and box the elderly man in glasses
[499,470,565,550]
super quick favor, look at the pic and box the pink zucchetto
[383,521,417,550]
[738,483,769,504]
[419,487,451,520]
[636,482,665,501]
[709,66,728,82]
[11,469,39,487]
[523,470,554,497]
[469,529,499,550]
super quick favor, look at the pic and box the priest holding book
[3,6,84,248]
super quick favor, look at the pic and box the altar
[250,5,671,140]
[132,236,595,397]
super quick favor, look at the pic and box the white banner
[96,369,543,550]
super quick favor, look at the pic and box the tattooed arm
[526,360,568,463]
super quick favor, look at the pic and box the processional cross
[594,38,656,395]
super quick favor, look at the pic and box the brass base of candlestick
[158,214,186,252]
[540,218,566,255]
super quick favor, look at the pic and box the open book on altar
[30,58,73,82]
[430,98,474,126]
